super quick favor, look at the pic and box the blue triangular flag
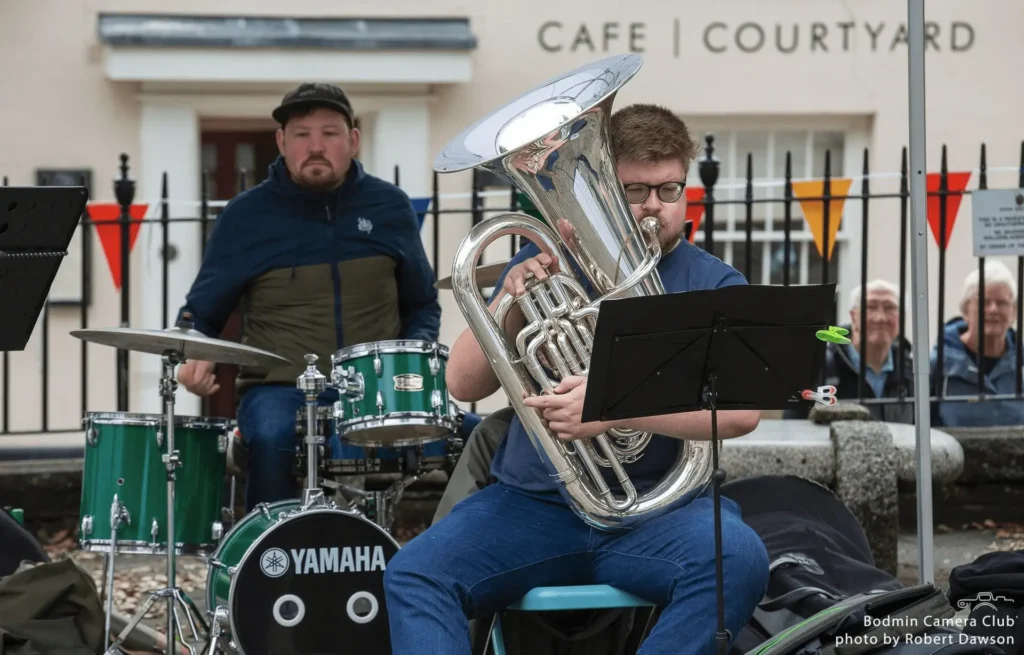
[410,197,431,231]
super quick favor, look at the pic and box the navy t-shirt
[486,238,748,497]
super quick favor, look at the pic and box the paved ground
[39,521,1022,641]
[897,523,1024,587]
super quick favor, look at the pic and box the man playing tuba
[383,104,770,654]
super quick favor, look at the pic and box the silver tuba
[435,54,712,531]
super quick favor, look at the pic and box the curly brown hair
[610,104,698,168]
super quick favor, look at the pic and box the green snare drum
[79,412,232,555]
[206,500,400,655]
[331,340,459,448]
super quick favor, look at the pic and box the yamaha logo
[260,548,290,578]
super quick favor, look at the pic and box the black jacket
[785,330,915,423]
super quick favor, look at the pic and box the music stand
[0,186,88,351]
[581,282,835,655]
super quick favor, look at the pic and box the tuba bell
[435,54,713,531]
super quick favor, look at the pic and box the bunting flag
[86,203,149,290]
[685,187,706,243]
[926,172,972,249]
[792,178,853,260]
[410,197,431,231]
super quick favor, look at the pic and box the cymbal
[435,261,509,291]
[70,326,292,368]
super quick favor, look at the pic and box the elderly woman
[932,260,1024,427]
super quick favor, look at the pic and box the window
[684,123,854,290]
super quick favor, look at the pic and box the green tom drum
[79,412,232,555]
[205,500,400,654]
[331,340,459,448]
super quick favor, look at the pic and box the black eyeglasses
[623,181,686,204]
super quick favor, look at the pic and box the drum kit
[69,314,469,655]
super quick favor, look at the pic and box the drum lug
[211,521,223,541]
[218,431,228,454]
[82,515,93,536]
[150,519,159,547]
[85,427,98,447]
[429,355,440,377]
[156,428,164,448]
[431,390,442,410]
[373,343,382,377]
[376,390,385,417]
[333,400,345,421]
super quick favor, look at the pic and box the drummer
[174,83,468,511]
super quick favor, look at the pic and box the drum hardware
[72,316,290,655]
[296,354,330,510]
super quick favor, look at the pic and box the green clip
[816,325,851,345]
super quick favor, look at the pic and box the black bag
[0,508,48,578]
[947,550,1024,655]
[745,583,1002,655]
[484,607,656,655]
[721,475,905,653]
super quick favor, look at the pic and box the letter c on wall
[703,22,727,53]
[538,21,563,52]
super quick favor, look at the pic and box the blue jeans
[235,385,343,512]
[384,483,769,655]
[236,384,484,512]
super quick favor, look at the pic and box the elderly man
[785,279,914,423]
[932,260,1024,426]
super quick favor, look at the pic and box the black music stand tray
[581,282,835,655]
[0,186,89,351]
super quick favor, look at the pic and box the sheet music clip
[0,186,88,351]
[582,282,835,655]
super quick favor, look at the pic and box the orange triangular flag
[926,172,971,249]
[86,203,149,290]
[685,187,706,243]
[792,178,853,260]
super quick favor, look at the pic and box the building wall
[1,0,1020,430]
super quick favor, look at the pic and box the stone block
[830,420,899,575]
[809,402,874,425]
[885,423,965,485]
[939,425,1024,483]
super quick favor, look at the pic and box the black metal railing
[3,133,1024,435]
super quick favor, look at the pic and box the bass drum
[207,500,399,654]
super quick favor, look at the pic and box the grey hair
[960,260,1018,314]
[849,279,901,313]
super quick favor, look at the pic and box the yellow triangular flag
[792,178,853,260]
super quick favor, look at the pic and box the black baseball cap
[272,83,355,126]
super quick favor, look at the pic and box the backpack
[720,475,906,653]
[0,507,48,578]
[947,550,1024,655]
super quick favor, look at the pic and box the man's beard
[295,164,343,192]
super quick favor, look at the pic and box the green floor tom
[79,411,232,555]
[331,340,459,447]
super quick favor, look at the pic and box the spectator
[785,279,914,423]
[932,260,1024,427]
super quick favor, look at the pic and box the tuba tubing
[451,211,715,531]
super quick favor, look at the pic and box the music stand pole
[582,282,834,655]
[906,0,936,586]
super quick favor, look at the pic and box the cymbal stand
[298,354,330,509]
[105,349,209,655]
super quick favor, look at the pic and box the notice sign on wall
[972,189,1024,257]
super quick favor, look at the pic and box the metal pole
[907,0,935,585]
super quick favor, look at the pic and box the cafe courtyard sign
[536,20,975,55]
